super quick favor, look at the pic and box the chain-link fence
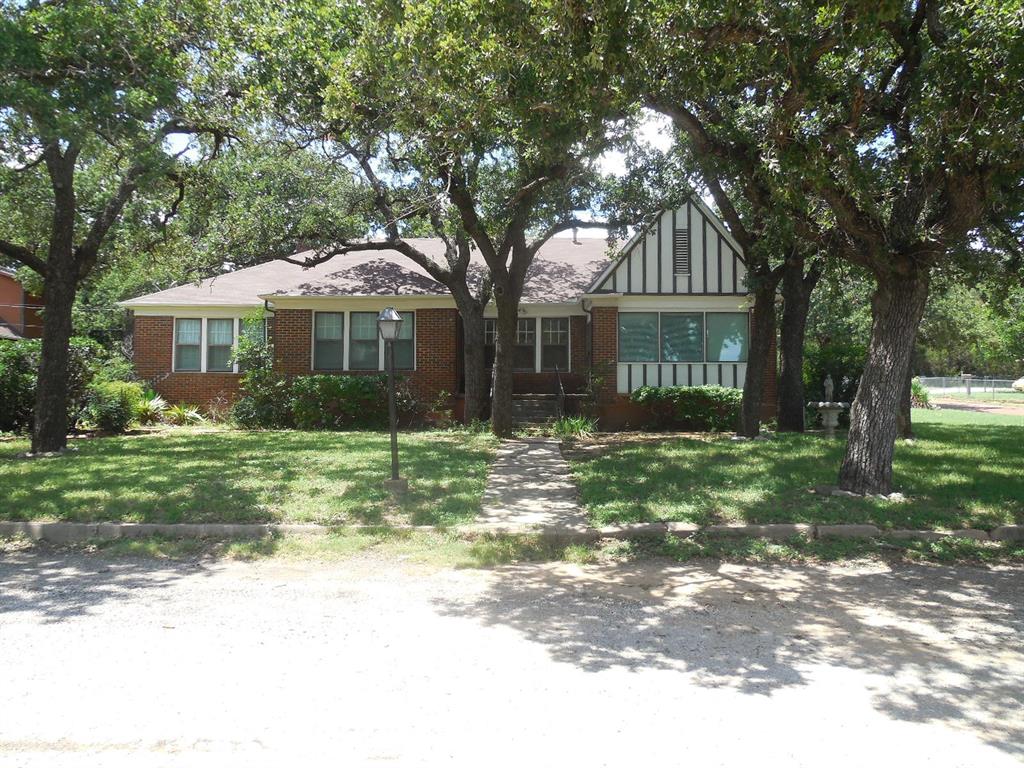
[917,375,1023,402]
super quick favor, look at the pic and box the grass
[933,392,1024,404]
[568,408,1024,531]
[0,427,495,526]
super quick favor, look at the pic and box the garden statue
[808,375,849,438]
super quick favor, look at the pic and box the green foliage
[135,394,168,425]
[550,415,599,438]
[87,381,144,433]
[910,378,930,409]
[803,340,865,404]
[918,282,1019,376]
[231,326,293,429]
[165,404,205,426]
[630,385,742,432]
[290,375,416,431]
[0,337,104,433]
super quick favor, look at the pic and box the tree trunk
[460,304,487,423]
[777,258,821,432]
[838,268,930,494]
[897,358,914,439]
[490,293,518,437]
[31,149,80,455]
[738,276,780,437]
[31,248,77,454]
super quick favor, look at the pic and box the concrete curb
[0,520,1015,545]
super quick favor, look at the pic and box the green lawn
[0,428,495,526]
[569,408,1024,531]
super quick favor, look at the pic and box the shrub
[87,381,144,433]
[803,340,865,403]
[233,367,294,428]
[550,415,598,438]
[135,393,167,425]
[0,337,103,433]
[290,374,418,430]
[630,385,742,432]
[165,403,205,426]
[910,377,931,408]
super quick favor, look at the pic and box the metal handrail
[554,364,566,418]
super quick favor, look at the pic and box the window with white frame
[206,318,235,371]
[174,318,202,372]
[483,318,497,368]
[541,318,569,371]
[392,311,415,370]
[618,311,748,363]
[313,312,344,370]
[514,318,535,370]
[349,312,379,370]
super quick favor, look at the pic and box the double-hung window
[392,311,415,370]
[513,318,536,370]
[206,319,235,372]
[541,318,569,371]
[483,319,497,368]
[313,312,344,370]
[174,319,202,372]
[349,312,379,370]
[706,312,749,362]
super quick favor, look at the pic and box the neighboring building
[121,197,775,427]
[0,267,43,340]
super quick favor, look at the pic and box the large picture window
[706,313,749,362]
[541,318,569,371]
[514,318,536,370]
[349,312,379,370]
[660,313,703,362]
[313,312,344,370]
[618,312,658,362]
[174,318,201,372]
[206,318,235,372]
[618,311,749,364]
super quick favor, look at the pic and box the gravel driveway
[1,550,1022,767]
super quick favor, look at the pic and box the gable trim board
[588,196,748,297]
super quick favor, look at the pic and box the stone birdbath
[808,375,849,438]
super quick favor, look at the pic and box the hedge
[630,385,743,432]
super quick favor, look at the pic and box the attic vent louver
[672,229,690,274]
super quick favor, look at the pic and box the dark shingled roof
[124,238,620,307]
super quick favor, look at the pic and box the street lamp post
[377,307,407,495]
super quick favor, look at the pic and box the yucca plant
[551,415,598,438]
[164,403,205,426]
[135,394,167,425]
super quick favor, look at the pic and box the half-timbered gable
[589,196,747,296]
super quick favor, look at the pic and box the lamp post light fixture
[378,307,407,495]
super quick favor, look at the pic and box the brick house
[122,197,776,427]
[0,267,43,340]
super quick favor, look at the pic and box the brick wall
[272,308,312,375]
[132,315,241,406]
[590,306,619,401]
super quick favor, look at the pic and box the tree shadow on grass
[432,558,1024,759]
[569,423,1024,529]
[0,431,493,527]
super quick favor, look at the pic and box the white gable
[590,197,747,295]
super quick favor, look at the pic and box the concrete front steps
[511,394,561,425]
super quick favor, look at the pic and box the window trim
[540,317,570,372]
[173,317,203,373]
[617,310,750,364]
[310,309,417,373]
[205,318,236,372]
[312,311,346,372]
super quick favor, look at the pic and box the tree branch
[0,239,47,276]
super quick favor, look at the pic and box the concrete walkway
[474,438,588,532]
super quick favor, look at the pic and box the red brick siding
[272,307,459,407]
[590,306,619,401]
[132,315,242,406]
